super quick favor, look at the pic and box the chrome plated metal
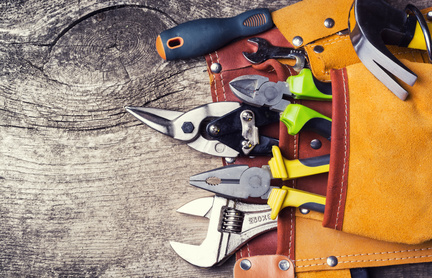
[189,164,274,200]
[170,196,277,267]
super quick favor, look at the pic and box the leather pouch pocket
[323,61,432,244]
[272,0,432,245]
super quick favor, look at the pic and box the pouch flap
[296,217,432,272]
[272,0,352,48]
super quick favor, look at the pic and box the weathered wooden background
[1,0,431,277]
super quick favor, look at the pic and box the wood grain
[0,0,431,277]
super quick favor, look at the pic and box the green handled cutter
[229,69,332,140]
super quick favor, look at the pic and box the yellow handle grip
[268,146,329,180]
[408,21,432,50]
[268,186,326,220]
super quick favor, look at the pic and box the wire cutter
[125,102,280,157]
[229,69,333,140]
[190,146,327,214]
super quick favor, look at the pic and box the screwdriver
[156,8,274,60]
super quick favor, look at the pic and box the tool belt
[205,0,432,276]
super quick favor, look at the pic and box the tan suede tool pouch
[272,0,432,244]
[324,61,432,244]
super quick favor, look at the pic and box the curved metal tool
[229,75,333,140]
[125,102,280,157]
[189,146,330,200]
[170,196,277,267]
[348,0,422,100]
[243,37,307,71]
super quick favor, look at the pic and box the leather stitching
[335,69,348,230]
[296,247,432,263]
[214,51,227,101]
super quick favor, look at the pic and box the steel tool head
[243,37,307,70]
[170,196,277,267]
[125,102,241,157]
[348,0,418,100]
[229,75,292,112]
[190,165,273,199]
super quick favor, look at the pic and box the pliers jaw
[189,165,274,200]
[229,75,293,112]
[170,196,277,267]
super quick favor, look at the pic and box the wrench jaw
[170,196,229,268]
[242,37,271,64]
[170,196,278,267]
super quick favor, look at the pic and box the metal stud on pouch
[278,259,290,271]
[324,18,335,28]
[327,256,338,267]
[292,36,303,46]
[313,45,324,54]
[240,259,252,270]
[210,62,222,73]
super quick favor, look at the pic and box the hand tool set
[127,0,432,276]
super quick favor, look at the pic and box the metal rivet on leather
[210,62,222,73]
[225,157,236,164]
[324,18,335,28]
[427,11,432,21]
[327,256,338,267]
[310,139,322,149]
[240,259,252,270]
[300,208,310,214]
[292,36,303,47]
[313,45,324,54]
[278,259,290,271]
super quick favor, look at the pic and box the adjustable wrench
[243,37,307,71]
[170,196,277,267]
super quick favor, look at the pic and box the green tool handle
[287,69,332,100]
[280,104,332,140]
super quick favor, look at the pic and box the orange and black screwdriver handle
[156,8,273,60]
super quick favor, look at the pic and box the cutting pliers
[125,102,280,157]
[190,146,327,216]
[229,68,333,140]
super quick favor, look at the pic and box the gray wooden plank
[1,0,431,277]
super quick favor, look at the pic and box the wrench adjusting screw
[222,207,244,233]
